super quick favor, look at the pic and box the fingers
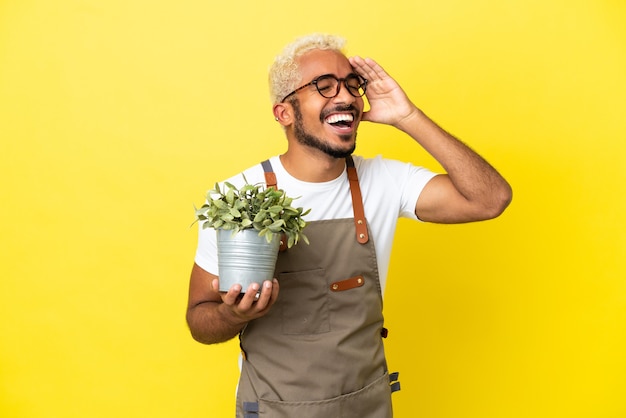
[349,56,388,82]
[236,282,263,310]
[254,279,279,312]
[220,283,243,305]
[349,55,415,126]
[219,279,279,320]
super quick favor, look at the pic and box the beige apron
[235,157,400,418]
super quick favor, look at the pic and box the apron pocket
[257,372,393,418]
[278,268,330,335]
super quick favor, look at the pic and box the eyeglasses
[281,73,368,103]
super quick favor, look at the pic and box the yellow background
[1,0,624,417]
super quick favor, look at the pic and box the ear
[273,103,293,126]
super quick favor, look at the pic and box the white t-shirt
[194,154,437,294]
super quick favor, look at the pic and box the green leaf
[212,199,227,209]
[226,188,235,205]
[240,184,256,193]
[253,211,267,222]
[234,199,245,210]
[268,219,285,233]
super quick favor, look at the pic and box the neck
[280,148,346,182]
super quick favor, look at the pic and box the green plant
[195,177,310,248]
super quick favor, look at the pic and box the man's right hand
[214,278,280,325]
[186,263,280,344]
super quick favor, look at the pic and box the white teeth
[325,113,354,124]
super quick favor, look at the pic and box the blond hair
[269,33,346,104]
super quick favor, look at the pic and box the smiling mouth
[324,113,355,130]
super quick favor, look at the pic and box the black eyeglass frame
[280,73,368,103]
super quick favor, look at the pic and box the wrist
[394,106,424,133]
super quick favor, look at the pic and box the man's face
[287,49,364,159]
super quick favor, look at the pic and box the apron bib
[235,157,399,418]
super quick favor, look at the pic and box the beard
[291,99,357,159]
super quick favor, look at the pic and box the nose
[332,80,358,103]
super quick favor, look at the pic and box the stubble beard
[291,98,357,159]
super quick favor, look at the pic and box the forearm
[398,108,512,217]
[186,301,246,345]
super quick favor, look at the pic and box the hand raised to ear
[349,56,418,127]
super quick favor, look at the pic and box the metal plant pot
[216,228,280,293]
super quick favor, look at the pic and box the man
[187,34,512,417]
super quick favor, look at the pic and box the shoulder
[352,155,438,212]
[352,154,416,180]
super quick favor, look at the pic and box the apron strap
[261,160,277,188]
[345,156,369,244]
[261,160,286,251]
[260,157,369,244]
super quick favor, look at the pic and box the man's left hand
[349,56,418,128]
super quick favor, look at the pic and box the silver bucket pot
[216,228,280,293]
